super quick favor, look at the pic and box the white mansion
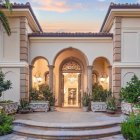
[0,2,140,107]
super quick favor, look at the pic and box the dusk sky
[12,0,139,32]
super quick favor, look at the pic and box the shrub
[106,96,117,111]
[120,75,140,103]
[29,88,39,101]
[49,95,56,106]
[0,113,13,136]
[39,84,52,101]
[0,71,12,97]
[82,93,90,106]
[91,83,111,102]
[121,113,140,140]
[18,99,30,110]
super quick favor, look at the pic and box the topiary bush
[0,71,12,98]
[0,113,13,136]
[120,75,140,103]
[121,113,140,140]
[91,83,111,102]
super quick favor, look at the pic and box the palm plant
[0,0,12,36]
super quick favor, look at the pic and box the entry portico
[29,33,112,106]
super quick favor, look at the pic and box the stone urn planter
[0,102,18,114]
[30,101,49,112]
[132,107,140,115]
[91,101,107,112]
[121,101,133,115]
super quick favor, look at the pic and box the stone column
[48,65,54,92]
[29,65,34,89]
[108,65,112,89]
[87,65,93,94]
[20,17,29,100]
[112,17,122,102]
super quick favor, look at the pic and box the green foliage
[121,113,140,140]
[18,99,30,111]
[39,84,52,101]
[0,113,13,136]
[29,88,39,101]
[82,93,90,106]
[106,96,117,111]
[91,83,111,102]
[0,71,12,97]
[0,0,12,36]
[120,75,140,103]
[49,95,56,106]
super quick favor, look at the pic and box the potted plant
[91,83,109,112]
[18,99,31,114]
[120,75,140,114]
[82,93,90,112]
[29,84,50,112]
[106,96,117,114]
[49,95,56,111]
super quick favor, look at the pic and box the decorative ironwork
[62,61,81,71]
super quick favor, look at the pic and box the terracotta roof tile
[28,32,113,38]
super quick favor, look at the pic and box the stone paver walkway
[15,108,125,123]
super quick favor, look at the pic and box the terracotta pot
[50,106,55,111]
[106,109,115,114]
[82,106,88,112]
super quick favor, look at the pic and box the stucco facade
[0,3,140,106]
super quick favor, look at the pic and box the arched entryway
[31,57,49,89]
[54,48,88,107]
[92,57,111,90]
[60,58,83,107]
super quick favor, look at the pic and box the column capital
[48,65,55,69]
[87,65,93,70]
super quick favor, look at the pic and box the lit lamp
[36,76,42,83]
[100,73,108,83]
[100,76,105,82]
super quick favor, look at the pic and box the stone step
[13,125,121,139]
[13,119,121,131]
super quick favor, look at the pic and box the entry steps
[13,119,121,139]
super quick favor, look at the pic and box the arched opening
[92,57,111,90]
[32,57,49,89]
[60,58,83,107]
[54,48,87,107]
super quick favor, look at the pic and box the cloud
[31,0,84,13]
